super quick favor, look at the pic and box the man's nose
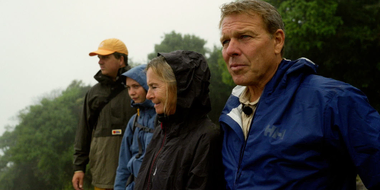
[224,39,241,57]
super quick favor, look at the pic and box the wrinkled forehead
[225,10,265,30]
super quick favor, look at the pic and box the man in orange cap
[72,38,136,190]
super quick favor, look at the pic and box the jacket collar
[157,106,207,137]
[131,99,154,109]
[94,66,130,85]
[263,58,317,97]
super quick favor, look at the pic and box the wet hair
[219,0,285,56]
[146,56,177,115]
[113,52,129,66]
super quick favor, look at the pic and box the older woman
[134,50,225,190]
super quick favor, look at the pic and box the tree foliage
[208,46,235,122]
[147,31,208,60]
[269,0,380,111]
[0,80,91,190]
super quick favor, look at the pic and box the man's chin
[232,79,245,86]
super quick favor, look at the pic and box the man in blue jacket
[218,0,380,189]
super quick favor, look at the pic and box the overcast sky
[0,0,231,135]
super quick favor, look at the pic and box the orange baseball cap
[89,38,128,56]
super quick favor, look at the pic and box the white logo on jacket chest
[264,125,286,140]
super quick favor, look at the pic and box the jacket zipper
[147,123,166,190]
[234,140,247,189]
[234,100,260,189]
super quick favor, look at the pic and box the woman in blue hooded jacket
[114,64,156,190]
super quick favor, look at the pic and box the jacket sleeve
[73,91,94,172]
[114,115,136,190]
[186,124,226,190]
[328,86,380,189]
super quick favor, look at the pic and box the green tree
[268,0,380,111]
[207,46,235,123]
[0,80,91,190]
[147,31,208,60]
[278,0,343,53]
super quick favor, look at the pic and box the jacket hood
[158,50,211,113]
[121,64,148,91]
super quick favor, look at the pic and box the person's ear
[119,56,125,67]
[273,29,285,55]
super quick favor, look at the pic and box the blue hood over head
[122,64,148,91]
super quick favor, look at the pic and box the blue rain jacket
[219,58,380,190]
[114,64,156,190]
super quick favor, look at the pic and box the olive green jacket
[73,66,136,189]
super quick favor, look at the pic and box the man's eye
[241,35,251,39]
[222,40,230,46]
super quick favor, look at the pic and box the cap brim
[89,49,115,56]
